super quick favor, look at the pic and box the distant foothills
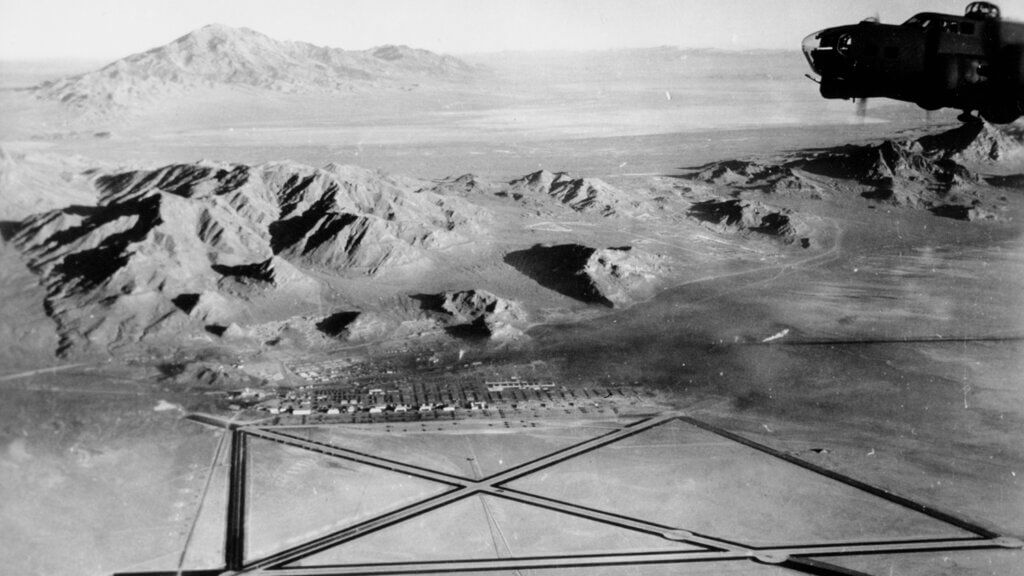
[31,23,476,112]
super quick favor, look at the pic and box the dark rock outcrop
[415,289,528,339]
[687,199,803,242]
[504,244,667,307]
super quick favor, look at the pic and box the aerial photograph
[1,0,1023,574]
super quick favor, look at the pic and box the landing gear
[979,100,1023,124]
[957,109,982,123]
[956,100,1022,124]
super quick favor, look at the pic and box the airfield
[86,406,1013,576]
[1,35,1023,576]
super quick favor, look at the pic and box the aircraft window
[937,19,972,33]
[966,2,999,20]
[837,34,854,53]
[903,16,932,28]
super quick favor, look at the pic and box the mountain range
[5,155,676,355]
[33,23,475,111]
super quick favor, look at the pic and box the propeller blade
[855,97,869,119]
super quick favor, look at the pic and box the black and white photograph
[1,1,1022,575]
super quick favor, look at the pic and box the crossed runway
[118,413,1021,576]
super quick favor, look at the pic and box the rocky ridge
[582,246,669,307]
[416,289,529,340]
[10,161,485,355]
[685,122,1023,220]
[434,169,653,217]
[5,156,670,357]
[687,199,807,245]
[507,170,649,216]
[10,123,1017,358]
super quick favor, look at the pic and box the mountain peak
[172,23,269,46]
[196,22,241,34]
[372,44,410,59]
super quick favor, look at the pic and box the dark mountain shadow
[444,317,492,340]
[410,293,446,313]
[316,311,360,337]
[212,260,274,283]
[687,198,746,225]
[171,293,200,314]
[985,174,1024,188]
[504,244,612,306]
[0,221,21,241]
[929,205,972,220]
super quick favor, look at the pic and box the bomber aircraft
[802,2,1024,123]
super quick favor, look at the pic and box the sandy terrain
[1,27,1022,576]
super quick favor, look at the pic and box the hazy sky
[2,0,1020,60]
